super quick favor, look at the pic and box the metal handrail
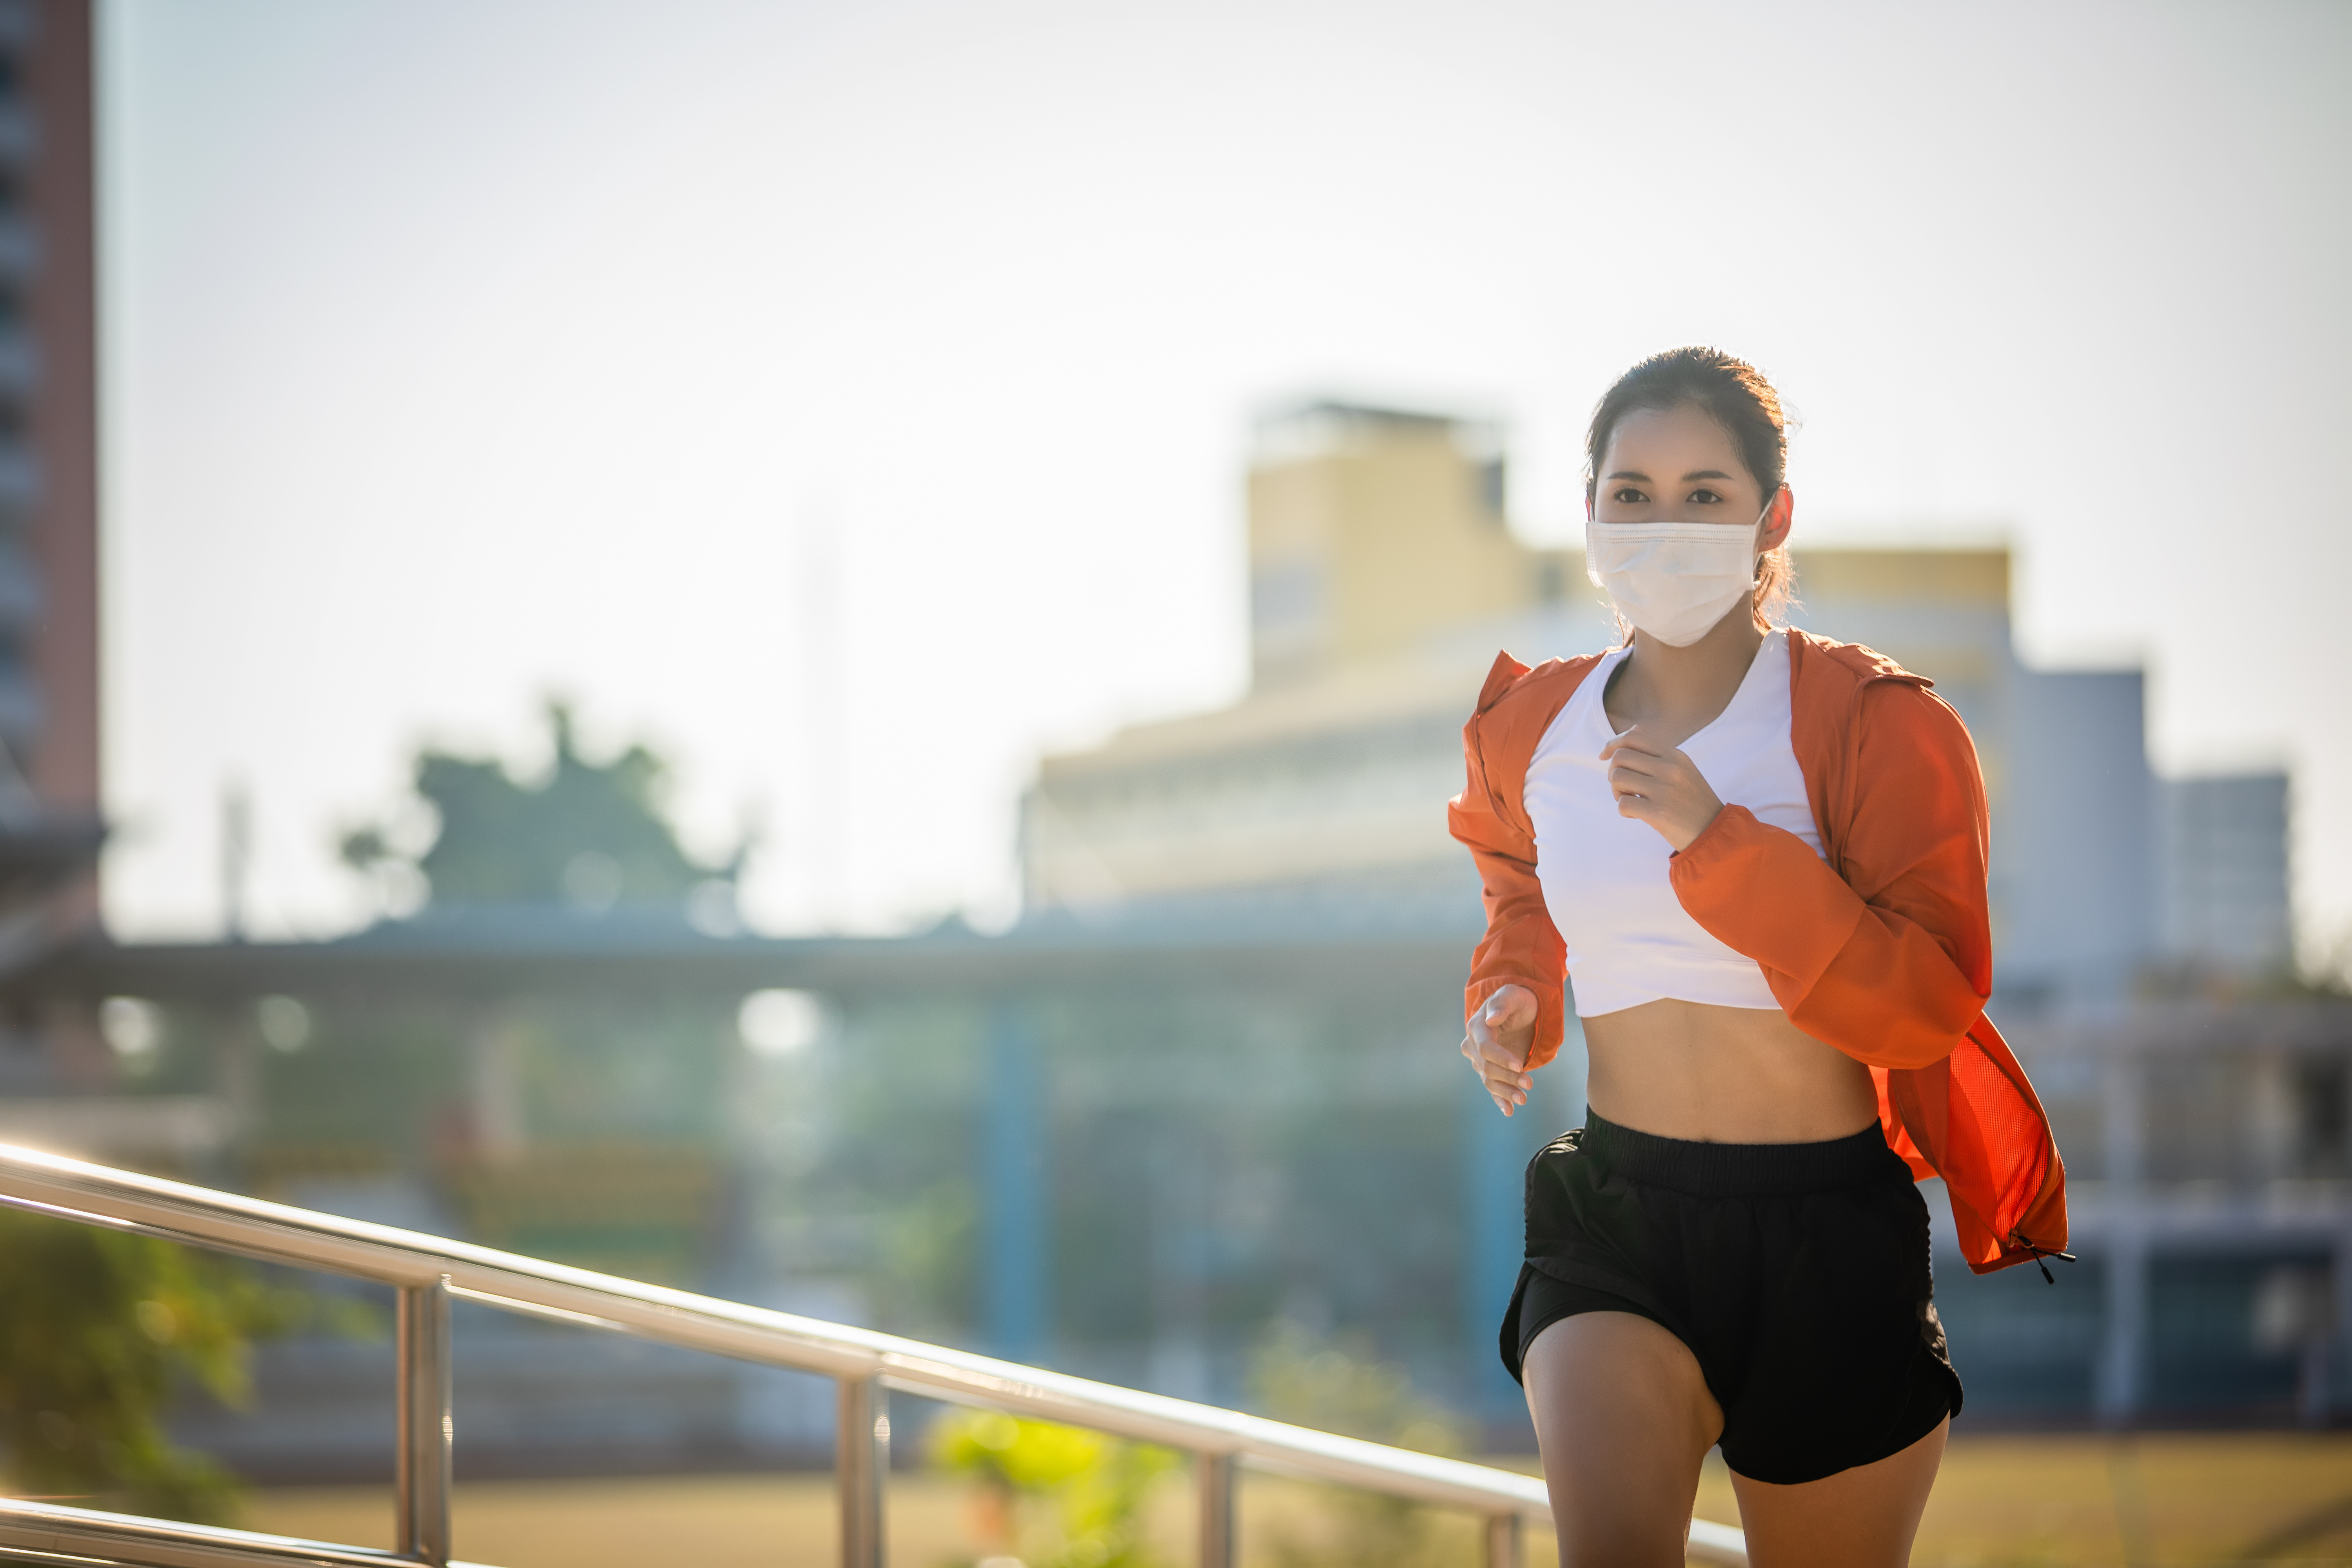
[0,1142,1748,1568]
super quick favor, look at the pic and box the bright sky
[100,0,2352,964]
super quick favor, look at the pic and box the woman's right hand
[1461,985,1537,1116]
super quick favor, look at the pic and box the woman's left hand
[1599,726,1725,852]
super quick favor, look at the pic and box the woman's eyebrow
[1604,469,1651,482]
[1681,468,1733,482]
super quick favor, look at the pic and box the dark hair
[1584,346,1795,631]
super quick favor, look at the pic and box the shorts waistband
[1578,1109,1902,1198]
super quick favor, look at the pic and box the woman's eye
[1610,487,1646,504]
[1688,488,1723,505]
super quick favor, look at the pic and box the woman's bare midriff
[1582,997,1879,1144]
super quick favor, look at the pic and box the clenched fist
[1599,725,1725,851]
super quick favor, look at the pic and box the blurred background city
[0,1,2348,1564]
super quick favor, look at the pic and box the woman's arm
[1668,683,1993,1071]
[1447,713,1569,1074]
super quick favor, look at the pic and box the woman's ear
[1758,486,1794,552]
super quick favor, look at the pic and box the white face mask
[1583,507,1769,647]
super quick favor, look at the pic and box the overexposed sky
[100,0,2352,960]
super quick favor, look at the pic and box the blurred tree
[0,1208,352,1523]
[340,702,740,911]
[1247,1322,1465,1568]
[931,1409,1178,1568]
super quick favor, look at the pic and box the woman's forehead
[1602,403,1744,469]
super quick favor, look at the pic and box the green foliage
[877,1178,979,1338]
[1247,1322,1465,1568]
[931,1409,1179,1568]
[935,1410,1106,1493]
[0,1208,365,1523]
[1248,1320,1463,1456]
[340,701,734,909]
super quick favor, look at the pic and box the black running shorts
[1501,1111,1961,1486]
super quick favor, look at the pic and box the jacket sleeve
[1446,710,1568,1072]
[1668,682,1992,1071]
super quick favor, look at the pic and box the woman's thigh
[1728,1416,1948,1568]
[1523,1310,1723,1568]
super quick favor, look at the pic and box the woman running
[1448,347,2067,1567]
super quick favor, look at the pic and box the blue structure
[982,999,1050,1365]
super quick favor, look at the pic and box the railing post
[1483,1512,1523,1568]
[837,1375,887,1568]
[1196,1450,1235,1568]
[395,1277,453,1566]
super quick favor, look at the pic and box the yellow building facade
[1022,402,1598,915]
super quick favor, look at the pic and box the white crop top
[1525,631,1826,1018]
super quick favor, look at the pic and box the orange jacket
[1447,628,2068,1276]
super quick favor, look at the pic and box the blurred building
[0,0,96,818]
[2157,774,2294,975]
[0,0,121,1120]
[1023,402,1602,926]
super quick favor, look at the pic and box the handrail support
[1197,1451,1236,1568]
[1484,1510,1524,1568]
[837,1374,887,1568]
[396,1276,454,1566]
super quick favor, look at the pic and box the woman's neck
[1603,599,1770,743]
